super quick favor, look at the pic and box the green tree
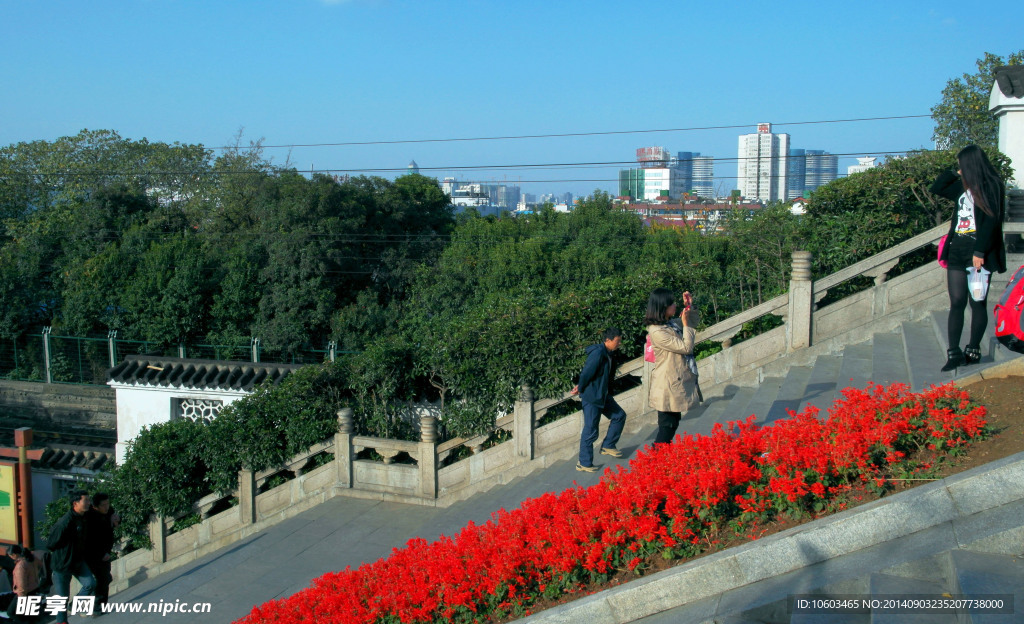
[932,50,1024,151]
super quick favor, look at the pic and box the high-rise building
[692,155,715,200]
[787,149,838,199]
[804,150,838,192]
[787,149,807,200]
[738,123,790,202]
[675,152,715,199]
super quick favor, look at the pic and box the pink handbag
[937,234,948,268]
[644,334,655,363]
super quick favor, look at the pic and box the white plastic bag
[967,266,991,301]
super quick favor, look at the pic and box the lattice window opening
[177,398,224,423]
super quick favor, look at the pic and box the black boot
[941,347,964,372]
[963,345,981,365]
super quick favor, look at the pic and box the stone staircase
[657,304,1018,441]
[523,288,1024,624]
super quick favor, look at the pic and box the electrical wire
[214,115,933,150]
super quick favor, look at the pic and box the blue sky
[2,0,1022,198]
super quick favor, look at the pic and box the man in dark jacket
[85,492,118,610]
[571,328,627,472]
[46,490,96,622]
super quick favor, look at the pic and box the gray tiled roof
[107,355,303,392]
[36,446,113,472]
[0,431,114,472]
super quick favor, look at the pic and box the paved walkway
[98,421,668,623]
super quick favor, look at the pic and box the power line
[218,115,932,150]
[0,150,919,179]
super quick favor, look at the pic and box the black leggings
[654,411,681,444]
[947,268,990,349]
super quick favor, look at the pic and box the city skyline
[2,2,1021,199]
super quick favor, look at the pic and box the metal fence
[0,330,355,386]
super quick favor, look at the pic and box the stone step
[717,385,760,429]
[836,342,873,393]
[867,573,957,624]
[798,354,843,415]
[900,319,950,391]
[738,376,785,425]
[870,332,909,388]
[763,366,813,424]
[682,385,756,436]
[948,549,1024,624]
[928,307,1015,369]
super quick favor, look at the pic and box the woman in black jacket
[930,144,1006,371]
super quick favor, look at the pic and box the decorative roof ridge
[107,356,304,391]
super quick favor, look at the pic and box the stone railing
[110,221,1024,594]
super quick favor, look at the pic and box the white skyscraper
[737,123,790,202]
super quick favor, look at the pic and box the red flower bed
[238,382,987,624]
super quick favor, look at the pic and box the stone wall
[0,379,116,435]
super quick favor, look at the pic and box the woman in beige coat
[645,288,700,444]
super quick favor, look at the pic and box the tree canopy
[931,50,1024,152]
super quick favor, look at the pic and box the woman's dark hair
[644,288,675,325]
[9,545,34,562]
[957,145,1003,218]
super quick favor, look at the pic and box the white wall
[111,385,247,463]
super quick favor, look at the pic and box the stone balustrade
[110,221,1024,595]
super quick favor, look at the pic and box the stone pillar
[787,251,813,352]
[418,415,438,499]
[335,408,354,489]
[149,515,167,563]
[513,385,535,461]
[238,468,257,525]
[990,67,1024,188]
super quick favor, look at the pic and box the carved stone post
[513,385,535,461]
[787,251,813,352]
[149,515,167,563]
[238,468,257,525]
[335,408,354,489]
[419,415,438,499]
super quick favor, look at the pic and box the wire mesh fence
[0,334,46,382]
[0,331,356,386]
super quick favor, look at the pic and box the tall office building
[737,123,790,202]
[804,150,838,192]
[692,155,715,200]
[787,149,838,199]
[676,152,716,199]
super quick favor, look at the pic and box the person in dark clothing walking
[46,491,96,623]
[85,492,118,610]
[930,144,1007,371]
[571,328,627,472]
